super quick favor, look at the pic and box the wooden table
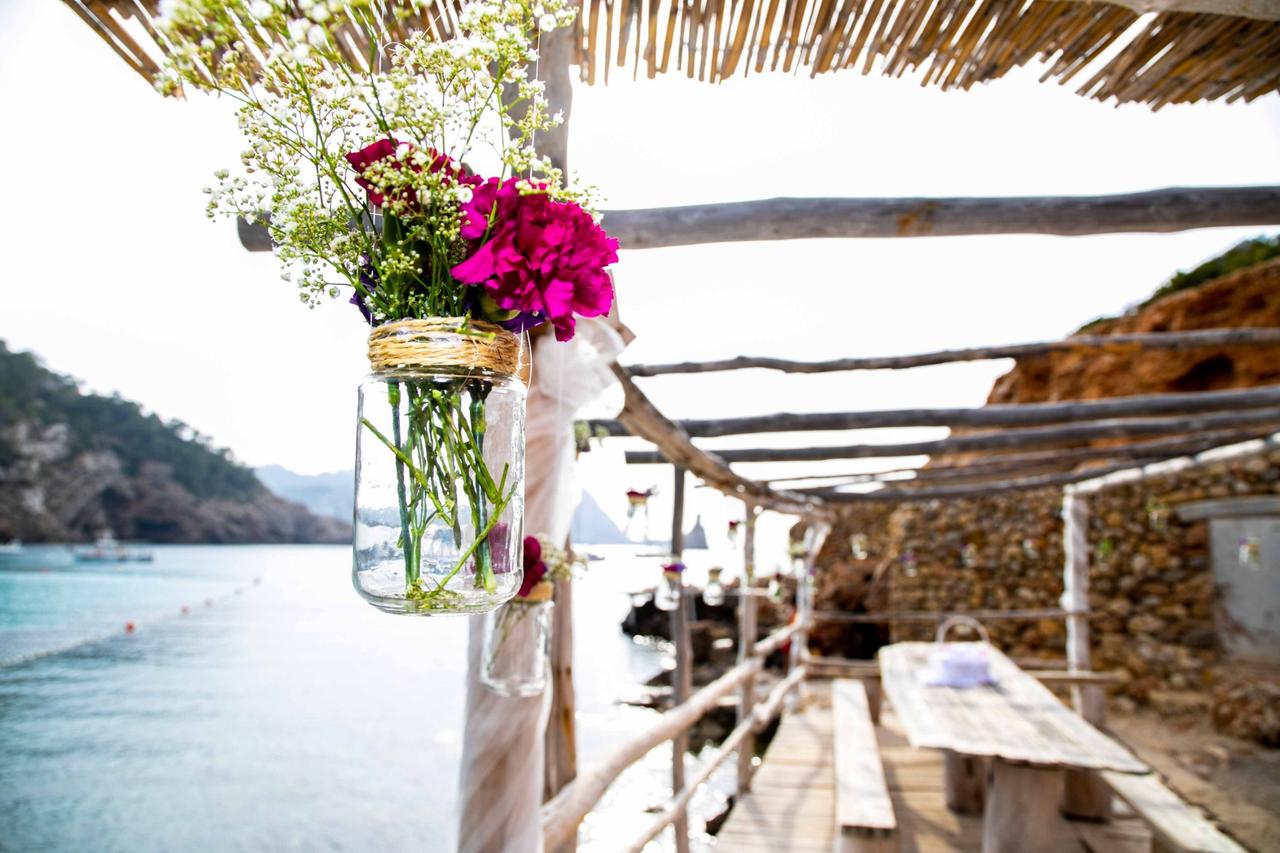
[878,642,1148,853]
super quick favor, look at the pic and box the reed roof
[67,0,1279,109]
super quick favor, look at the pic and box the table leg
[982,759,1064,853]
[943,750,987,814]
[1061,767,1111,820]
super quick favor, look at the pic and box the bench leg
[1061,768,1111,821]
[982,759,1064,853]
[864,680,882,725]
[837,827,898,853]
[943,751,987,814]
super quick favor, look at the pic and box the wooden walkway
[717,683,1153,852]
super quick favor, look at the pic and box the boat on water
[0,539,21,556]
[73,533,153,564]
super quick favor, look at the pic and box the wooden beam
[600,186,1280,249]
[589,384,1280,437]
[623,408,1280,464]
[1072,0,1280,22]
[624,328,1280,377]
[762,429,1278,487]
[240,185,1280,252]
[609,365,824,514]
[804,458,1172,501]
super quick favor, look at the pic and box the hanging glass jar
[768,572,785,603]
[481,579,554,696]
[353,319,526,616]
[702,567,726,607]
[655,562,685,611]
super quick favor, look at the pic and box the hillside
[0,342,350,544]
[988,254,1280,405]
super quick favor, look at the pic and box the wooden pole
[1060,491,1110,821]
[623,407,1280,464]
[762,428,1276,488]
[588,384,1280,437]
[736,503,759,793]
[600,186,1280,249]
[623,328,1280,377]
[669,466,692,853]
[544,574,578,802]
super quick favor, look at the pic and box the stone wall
[813,445,1280,732]
[884,487,1066,656]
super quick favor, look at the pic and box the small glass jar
[654,568,683,611]
[702,567,726,607]
[767,573,784,603]
[481,586,554,697]
[353,319,526,616]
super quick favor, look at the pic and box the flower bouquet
[481,535,580,695]
[158,0,617,614]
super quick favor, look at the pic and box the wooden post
[669,466,692,853]
[1060,491,1110,821]
[736,503,759,794]
[532,27,579,851]
[544,575,577,801]
[943,751,987,814]
[983,760,1064,853]
[789,521,829,707]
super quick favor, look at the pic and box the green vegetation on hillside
[1141,234,1280,309]
[0,341,262,501]
[1074,233,1280,333]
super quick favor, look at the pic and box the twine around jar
[368,317,523,379]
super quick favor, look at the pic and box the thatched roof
[66,0,1279,108]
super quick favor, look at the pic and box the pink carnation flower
[451,178,618,342]
[518,535,548,597]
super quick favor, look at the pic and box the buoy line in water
[0,576,264,670]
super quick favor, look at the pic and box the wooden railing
[540,619,809,850]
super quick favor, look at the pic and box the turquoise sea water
[0,544,733,852]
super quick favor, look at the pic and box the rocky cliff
[988,256,1280,405]
[0,344,350,544]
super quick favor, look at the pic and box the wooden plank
[833,679,898,831]
[1102,771,1247,853]
[589,384,1280,436]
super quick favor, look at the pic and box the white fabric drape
[457,316,627,853]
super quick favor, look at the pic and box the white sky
[1,0,1278,554]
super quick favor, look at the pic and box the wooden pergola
[62,2,1280,850]
[63,0,1280,107]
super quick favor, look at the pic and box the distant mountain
[570,490,630,545]
[0,342,350,544]
[256,465,353,522]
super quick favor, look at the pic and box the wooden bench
[833,679,897,852]
[1101,770,1247,853]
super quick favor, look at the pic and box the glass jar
[654,568,683,611]
[353,319,526,616]
[481,593,554,696]
[702,567,726,607]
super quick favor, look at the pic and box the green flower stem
[364,379,513,607]
[386,382,417,587]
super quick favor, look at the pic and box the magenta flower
[451,178,618,342]
[344,139,479,208]
[518,535,548,597]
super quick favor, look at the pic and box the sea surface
[0,544,736,852]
